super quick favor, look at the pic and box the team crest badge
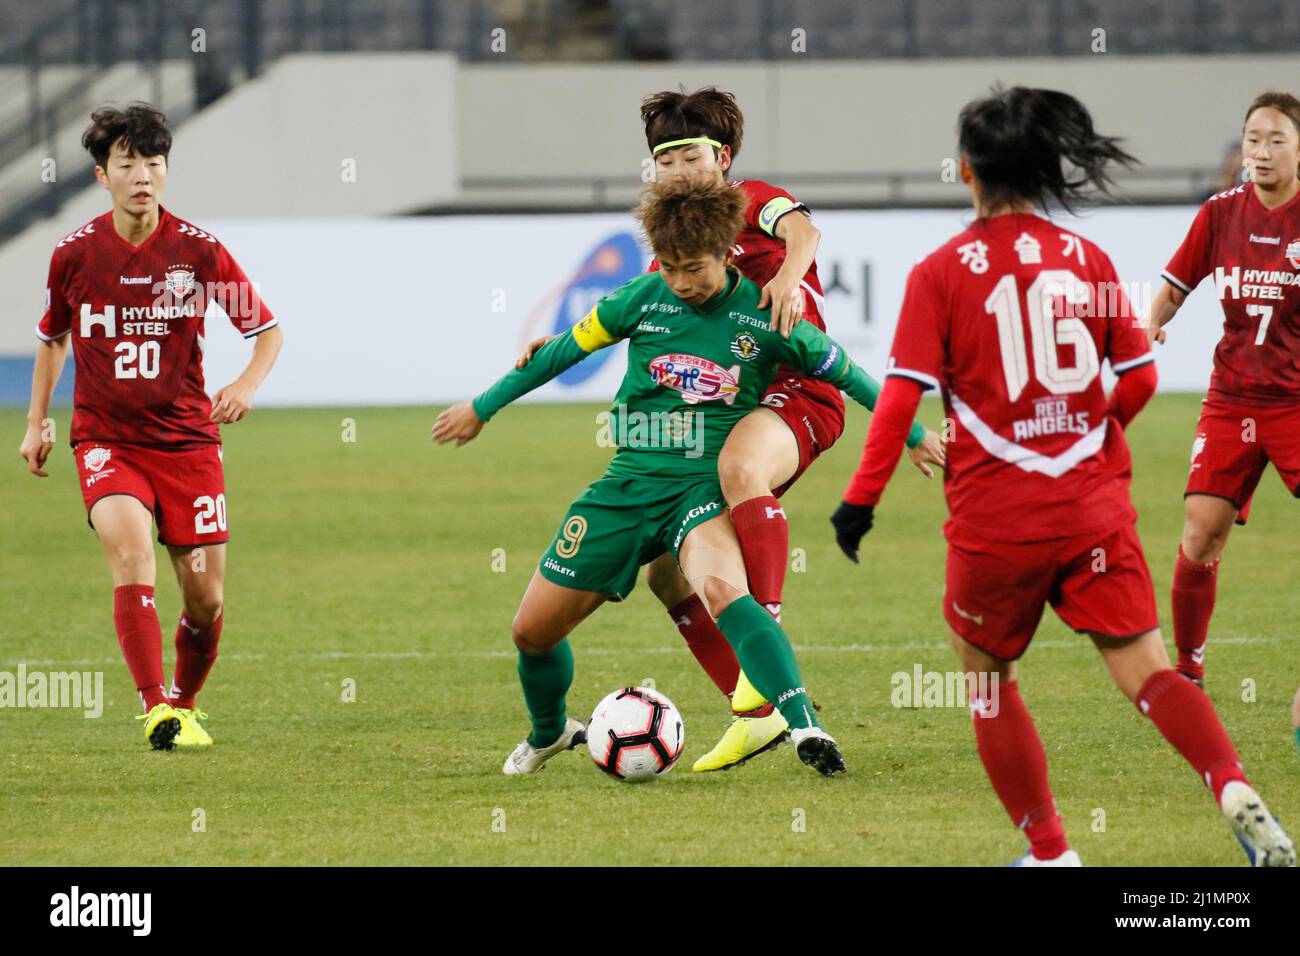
[83,447,112,472]
[730,332,761,361]
[165,268,196,298]
[1286,239,1300,270]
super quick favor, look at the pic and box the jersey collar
[693,267,744,315]
[1249,181,1300,217]
[104,205,171,255]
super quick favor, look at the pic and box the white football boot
[502,717,587,775]
[790,726,846,776]
[1220,780,1296,867]
[1011,849,1082,867]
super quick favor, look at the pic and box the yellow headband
[652,136,723,155]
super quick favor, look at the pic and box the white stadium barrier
[197,205,1225,407]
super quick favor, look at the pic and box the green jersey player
[433,179,931,778]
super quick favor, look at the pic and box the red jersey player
[18,104,283,751]
[1145,92,1300,699]
[517,88,944,771]
[834,87,1293,866]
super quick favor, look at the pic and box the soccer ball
[586,686,685,782]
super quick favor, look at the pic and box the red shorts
[761,376,847,497]
[73,441,229,548]
[944,523,1158,661]
[1185,398,1300,524]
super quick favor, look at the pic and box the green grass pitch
[1,395,1296,866]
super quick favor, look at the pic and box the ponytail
[958,86,1136,214]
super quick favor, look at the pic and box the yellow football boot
[730,668,770,715]
[135,702,182,751]
[692,709,790,772]
[173,707,214,748]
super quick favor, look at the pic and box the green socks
[716,596,818,730]
[517,640,574,747]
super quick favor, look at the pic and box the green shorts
[538,474,726,601]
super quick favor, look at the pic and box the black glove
[830,501,875,564]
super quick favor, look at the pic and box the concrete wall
[457,54,1300,186]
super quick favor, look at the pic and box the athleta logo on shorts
[648,354,741,405]
[83,447,111,472]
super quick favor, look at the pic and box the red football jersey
[37,206,277,447]
[1163,183,1300,406]
[886,213,1154,543]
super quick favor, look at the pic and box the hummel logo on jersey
[119,276,152,285]
[951,602,983,626]
[1248,234,1280,244]
[176,223,216,243]
[56,222,95,248]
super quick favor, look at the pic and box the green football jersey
[472,268,923,480]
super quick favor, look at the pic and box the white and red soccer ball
[586,687,685,782]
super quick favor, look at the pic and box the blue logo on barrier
[549,232,644,386]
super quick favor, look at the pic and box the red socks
[1136,669,1247,801]
[1171,545,1218,682]
[171,612,223,710]
[113,585,168,710]
[971,682,1069,860]
[668,594,740,701]
[730,495,788,620]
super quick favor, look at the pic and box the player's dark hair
[958,86,1136,215]
[641,86,744,165]
[635,177,746,263]
[1243,91,1300,137]
[82,102,172,169]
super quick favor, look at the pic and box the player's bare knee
[184,593,224,627]
[510,613,557,655]
[696,576,746,619]
[645,557,692,607]
[717,451,767,504]
[1181,522,1227,563]
[109,546,154,582]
